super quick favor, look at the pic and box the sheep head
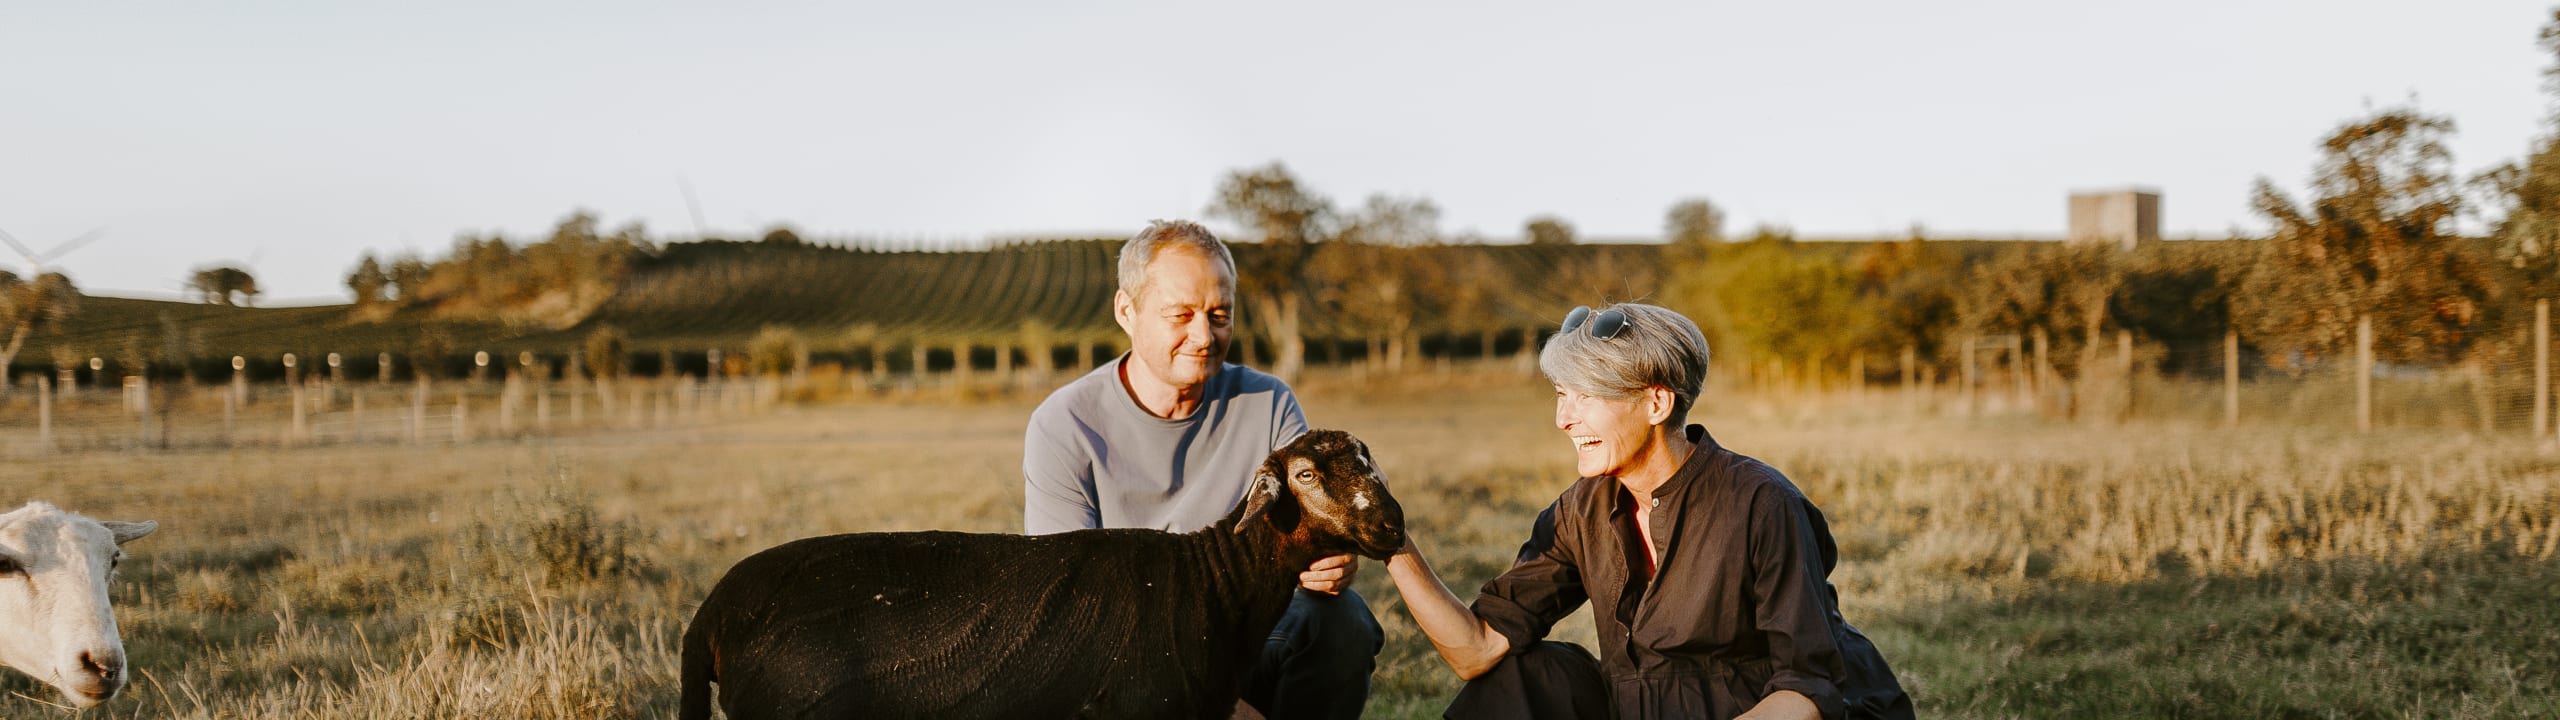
[0,502,156,709]
[1236,430,1406,561]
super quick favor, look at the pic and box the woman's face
[1554,384,1655,478]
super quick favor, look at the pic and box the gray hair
[1117,220,1237,304]
[1539,303,1712,427]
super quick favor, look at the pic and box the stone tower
[2068,188,2160,251]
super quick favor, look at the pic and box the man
[1025,219,1380,719]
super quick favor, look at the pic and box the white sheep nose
[80,649,123,685]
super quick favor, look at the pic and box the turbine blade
[39,228,105,261]
[0,228,34,260]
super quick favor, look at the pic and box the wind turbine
[0,226,105,278]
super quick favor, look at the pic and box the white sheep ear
[103,521,157,545]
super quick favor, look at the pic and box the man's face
[1115,246,1235,391]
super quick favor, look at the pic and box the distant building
[2068,188,2160,251]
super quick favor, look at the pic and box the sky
[0,1,2552,303]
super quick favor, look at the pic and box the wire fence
[11,304,2560,458]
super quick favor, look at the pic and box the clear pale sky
[1,2,2550,303]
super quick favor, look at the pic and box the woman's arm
[1746,487,1852,720]
[1384,538,1511,680]
[1738,690,1819,720]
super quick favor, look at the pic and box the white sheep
[0,502,157,709]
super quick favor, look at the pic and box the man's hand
[1299,554,1359,594]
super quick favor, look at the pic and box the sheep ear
[1234,467,1283,534]
[103,521,157,546]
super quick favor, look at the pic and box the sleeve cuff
[1765,676,1844,720]
[1469,599,1548,658]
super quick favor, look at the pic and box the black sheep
[679,429,1406,720]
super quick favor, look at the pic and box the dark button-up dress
[1470,426,1908,719]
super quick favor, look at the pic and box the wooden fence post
[1899,345,1915,411]
[2356,315,2373,433]
[290,383,306,445]
[2031,327,2049,399]
[500,375,519,433]
[2225,329,2240,428]
[36,376,51,452]
[411,381,427,444]
[1961,335,1977,417]
[1850,353,1866,402]
[2009,337,2027,410]
[2117,329,2134,422]
[2538,298,2549,437]
[453,396,468,443]
[996,342,1014,386]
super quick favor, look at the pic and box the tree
[0,270,79,387]
[1849,236,1963,362]
[379,210,648,327]
[188,265,260,307]
[1311,195,1441,370]
[749,325,810,376]
[408,329,453,382]
[1525,215,1577,246]
[1680,229,1865,370]
[1957,243,2123,379]
[347,254,390,308]
[2482,8,2560,300]
[2241,106,2491,366]
[1208,162,1332,382]
[583,325,629,380]
[388,254,432,305]
[1665,198,1725,265]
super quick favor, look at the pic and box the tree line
[1212,9,2560,388]
[23,9,2560,392]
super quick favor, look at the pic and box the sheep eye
[0,557,18,575]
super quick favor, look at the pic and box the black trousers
[1444,639,1917,720]
[1237,588,1384,720]
[1443,641,1609,720]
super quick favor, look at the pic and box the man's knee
[1286,588,1384,664]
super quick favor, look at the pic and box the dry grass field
[4,368,2558,718]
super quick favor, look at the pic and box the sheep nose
[79,649,121,684]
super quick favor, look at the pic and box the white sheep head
[0,502,157,708]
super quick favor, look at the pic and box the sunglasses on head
[1561,306,1627,340]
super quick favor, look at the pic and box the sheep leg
[678,617,716,720]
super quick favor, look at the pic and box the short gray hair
[1539,303,1712,427]
[1117,220,1237,304]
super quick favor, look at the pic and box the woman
[1385,303,1911,719]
